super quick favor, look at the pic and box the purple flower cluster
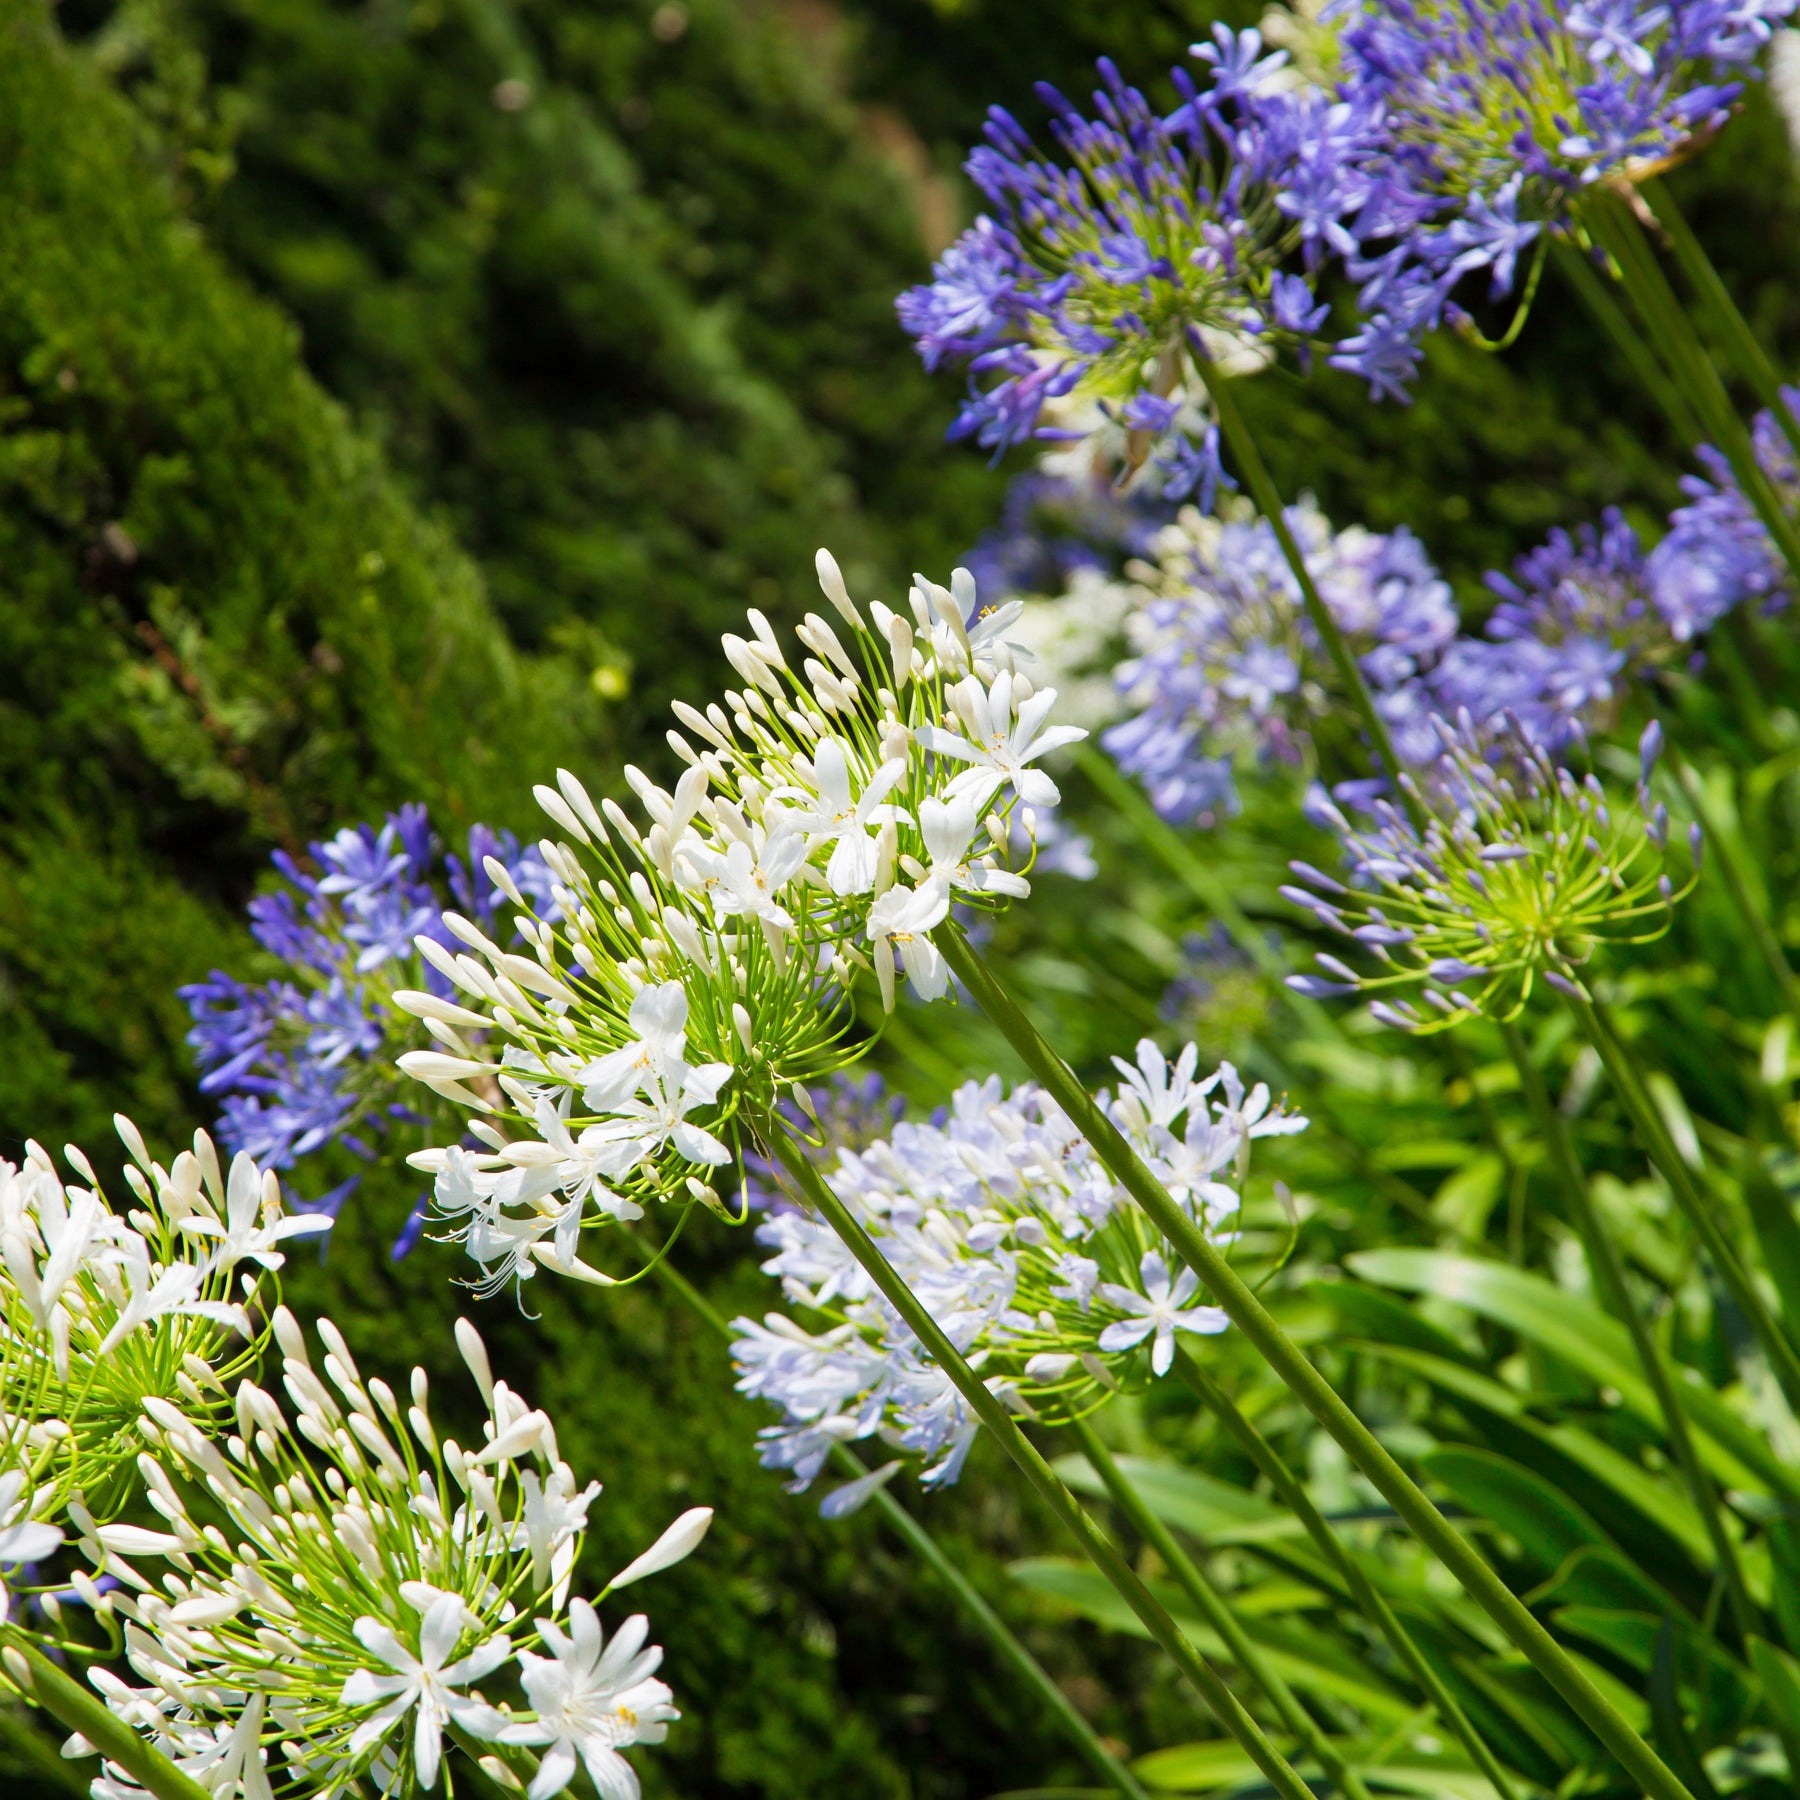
[896,33,1377,487]
[181,806,556,1217]
[1104,501,1456,823]
[1653,384,1800,628]
[1329,0,1793,397]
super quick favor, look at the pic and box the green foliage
[71,0,1011,745]
[0,0,605,1154]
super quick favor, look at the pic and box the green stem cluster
[1170,1350,1522,1800]
[1501,1022,1759,1641]
[934,924,1697,1800]
[641,1241,1152,1800]
[765,1129,1326,1800]
[1068,1417,1374,1800]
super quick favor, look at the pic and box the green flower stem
[1074,745,1296,997]
[1660,740,1800,1018]
[1076,743,1433,1224]
[1581,191,1800,589]
[1639,176,1800,462]
[1551,237,1704,445]
[1068,1416,1375,1800]
[934,923,1698,1800]
[1195,363,1419,826]
[1500,1021,1760,1642]
[1171,1349,1521,1800]
[1562,989,1800,1415]
[765,1128,1325,1800]
[1,1632,209,1800]
[639,1236,1153,1800]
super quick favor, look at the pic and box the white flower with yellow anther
[398,550,1087,1295]
[83,1313,704,1800]
[0,1118,307,1555]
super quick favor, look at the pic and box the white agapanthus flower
[0,1116,315,1565]
[84,1313,705,1800]
[398,550,1087,1294]
[730,1042,1305,1501]
[504,1603,679,1800]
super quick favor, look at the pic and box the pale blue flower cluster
[732,1047,1303,1503]
[181,806,556,1219]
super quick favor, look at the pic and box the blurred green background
[5,0,1800,1791]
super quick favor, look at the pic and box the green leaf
[1768,1519,1800,1655]
[1051,1454,1306,1547]
[1533,1545,1680,1615]
[1133,1737,1513,1797]
[1421,1446,1610,1574]
[1007,1558,1415,1723]
[1348,1340,1717,1572]
[1312,1280,1482,1368]
[1651,1618,1724,1800]
[1553,1606,1662,1671]
[1344,1251,1799,1500]
[1747,1635,1800,1773]
[1745,1150,1800,1328]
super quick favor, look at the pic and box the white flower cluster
[730,1043,1305,1498]
[399,551,1087,1296]
[83,1314,706,1800]
[0,1118,326,1593]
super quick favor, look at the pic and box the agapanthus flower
[182,808,557,1221]
[1434,506,1696,750]
[1327,0,1795,394]
[1649,385,1800,632]
[1285,712,1694,1028]
[400,553,1086,1294]
[897,36,1379,482]
[1105,498,1456,822]
[730,1044,1303,1500]
[84,1314,702,1800]
[0,1118,313,1540]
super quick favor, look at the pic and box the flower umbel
[731,1044,1302,1499]
[1285,713,1694,1030]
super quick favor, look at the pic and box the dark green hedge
[0,10,1137,1796]
[0,0,609,1152]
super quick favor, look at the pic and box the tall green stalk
[934,923,1697,1800]
[1068,1417,1375,1800]
[1638,176,1800,461]
[1561,989,1800,1415]
[1171,1350,1522,1800]
[1501,1022,1758,1640]
[1195,363,1413,809]
[1551,237,1704,444]
[641,1240,1153,1800]
[1577,189,1800,587]
[1660,740,1800,1018]
[764,1129,1326,1800]
[2,1632,208,1800]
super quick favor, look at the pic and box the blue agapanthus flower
[1651,385,1800,633]
[1328,0,1794,396]
[1432,507,1694,750]
[181,805,557,1231]
[1104,500,1457,823]
[897,33,1379,484]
